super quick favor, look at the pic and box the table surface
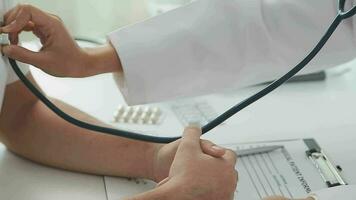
[1,57,356,199]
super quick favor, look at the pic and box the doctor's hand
[1,4,121,77]
[155,126,238,200]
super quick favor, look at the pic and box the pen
[260,71,326,85]
[236,145,283,157]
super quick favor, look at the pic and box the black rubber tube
[9,4,356,143]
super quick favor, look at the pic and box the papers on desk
[0,139,346,200]
[230,139,346,199]
[104,139,346,200]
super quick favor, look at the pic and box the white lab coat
[108,0,356,199]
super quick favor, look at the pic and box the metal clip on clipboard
[304,139,347,188]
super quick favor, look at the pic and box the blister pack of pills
[113,105,163,125]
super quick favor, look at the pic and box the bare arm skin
[0,5,238,199]
[1,5,122,78]
[0,73,226,179]
[0,75,236,200]
[0,74,156,178]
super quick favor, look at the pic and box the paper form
[104,139,333,200]
[229,139,328,199]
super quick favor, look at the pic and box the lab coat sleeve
[310,185,356,200]
[108,0,356,105]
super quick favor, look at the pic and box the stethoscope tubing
[8,0,356,144]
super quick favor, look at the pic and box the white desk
[1,59,356,199]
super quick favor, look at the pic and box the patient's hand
[151,137,227,182]
[1,4,121,77]
[157,127,238,200]
[128,127,238,200]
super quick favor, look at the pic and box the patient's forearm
[9,101,156,178]
[0,79,157,179]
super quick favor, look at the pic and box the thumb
[201,140,226,158]
[2,45,45,67]
[177,125,203,154]
[156,177,170,188]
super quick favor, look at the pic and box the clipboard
[104,138,349,200]
[304,139,347,188]
[230,138,348,199]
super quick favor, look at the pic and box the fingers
[8,23,34,45]
[3,5,21,25]
[201,140,226,158]
[2,5,38,45]
[156,177,171,188]
[178,126,203,154]
[182,125,202,146]
[223,149,238,164]
[2,45,45,67]
[2,7,32,34]
[1,5,59,45]
[1,4,50,34]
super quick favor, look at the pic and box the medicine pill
[113,105,163,125]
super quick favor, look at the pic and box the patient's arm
[0,74,157,178]
[0,73,225,182]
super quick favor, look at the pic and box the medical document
[228,140,328,199]
[104,139,336,200]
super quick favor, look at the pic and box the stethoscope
[7,0,356,143]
